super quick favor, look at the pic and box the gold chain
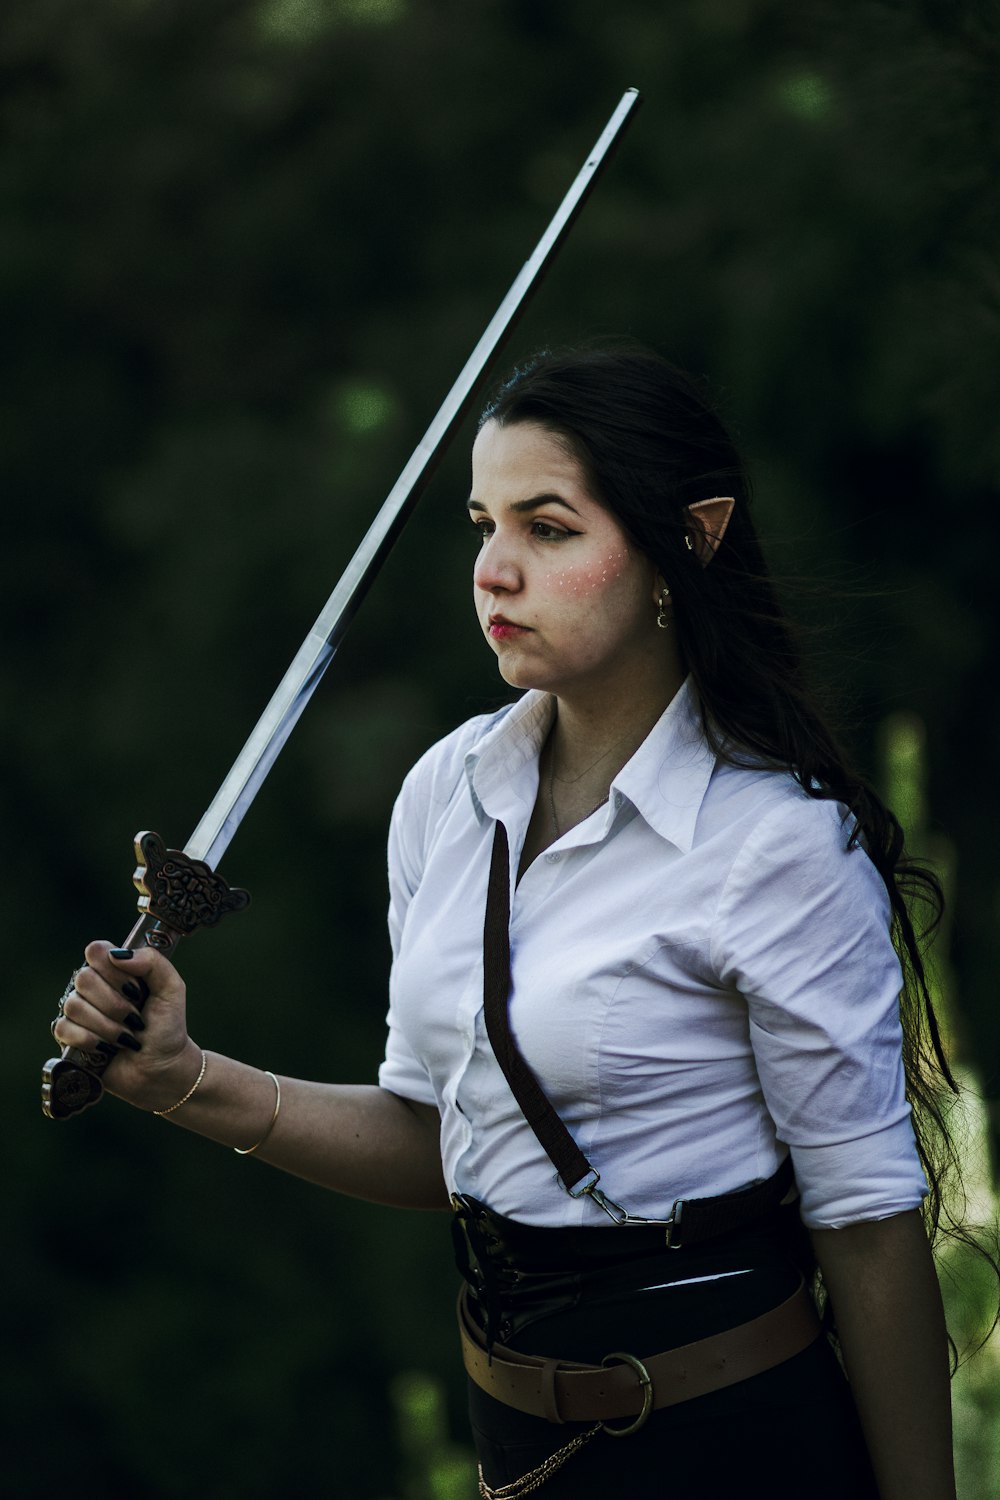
[549,730,631,785]
[547,762,608,837]
[545,728,630,837]
[477,1424,601,1499]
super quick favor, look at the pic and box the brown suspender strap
[483,821,593,1193]
[481,821,796,1244]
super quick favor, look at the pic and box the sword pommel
[41,1048,107,1119]
[42,833,250,1120]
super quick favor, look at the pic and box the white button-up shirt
[379,679,927,1229]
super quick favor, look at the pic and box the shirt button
[545,852,561,864]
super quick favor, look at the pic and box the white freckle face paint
[468,420,661,701]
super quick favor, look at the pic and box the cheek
[543,547,634,597]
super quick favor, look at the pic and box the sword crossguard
[42,832,250,1120]
[132,832,250,940]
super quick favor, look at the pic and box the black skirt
[453,1199,879,1500]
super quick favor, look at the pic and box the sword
[42,87,642,1121]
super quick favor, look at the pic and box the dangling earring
[656,585,671,630]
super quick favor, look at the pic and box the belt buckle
[599,1351,653,1437]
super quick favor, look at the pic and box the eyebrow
[466,492,581,517]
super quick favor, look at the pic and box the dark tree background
[4,1,999,1495]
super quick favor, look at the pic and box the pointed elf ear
[685,497,735,566]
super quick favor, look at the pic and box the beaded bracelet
[234,1071,281,1156]
[153,1049,207,1117]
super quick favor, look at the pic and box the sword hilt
[42,832,250,1120]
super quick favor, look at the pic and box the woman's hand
[53,941,202,1113]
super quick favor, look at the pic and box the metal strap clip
[567,1171,683,1244]
[566,1168,602,1199]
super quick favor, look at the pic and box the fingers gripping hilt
[41,832,250,1120]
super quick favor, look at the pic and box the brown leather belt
[459,1278,821,1431]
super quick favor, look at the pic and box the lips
[488,614,531,639]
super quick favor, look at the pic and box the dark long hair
[481,342,991,1339]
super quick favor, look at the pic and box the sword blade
[185,88,641,871]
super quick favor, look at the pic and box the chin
[493,656,541,692]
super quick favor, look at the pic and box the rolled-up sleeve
[377,769,437,1107]
[712,796,927,1228]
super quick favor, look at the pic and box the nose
[473,531,521,595]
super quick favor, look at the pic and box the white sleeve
[377,767,438,1107]
[712,796,928,1228]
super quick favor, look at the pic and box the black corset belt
[450,1192,812,1352]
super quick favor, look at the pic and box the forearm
[55,943,448,1212]
[811,1209,954,1500]
[152,1046,448,1209]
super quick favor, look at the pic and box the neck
[547,658,685,782]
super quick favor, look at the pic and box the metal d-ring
[599,1351,653,1437]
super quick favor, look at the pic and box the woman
[55,346,957,1499]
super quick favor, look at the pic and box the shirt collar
[464,691,554,827]
[464,679,717,853]
[610,679,717,853]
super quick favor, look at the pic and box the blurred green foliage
[881,712,1000,1495]
[4,0,999,1494]
[391,1371,475,1499]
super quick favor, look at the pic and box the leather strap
[459,1277,821,1424]
[483,821,592,1191]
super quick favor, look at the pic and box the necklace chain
[548,728,633,785]
[546,727,633,837]
[547,759,611,838]
[548,723,632,840]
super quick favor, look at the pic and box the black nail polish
[122,981,144,1003]
[122,1011,146,1033]
[109,948,133,960]
[117,1031,142,1052]
[96,1040,119,1057]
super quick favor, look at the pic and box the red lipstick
[488,614,530,640]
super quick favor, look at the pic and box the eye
[531,520,577,542]
[471,517,495,543]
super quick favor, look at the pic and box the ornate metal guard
[132,832,250,940]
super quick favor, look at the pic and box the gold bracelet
[153,1049,207,1116]
[234,1071,281,1156]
